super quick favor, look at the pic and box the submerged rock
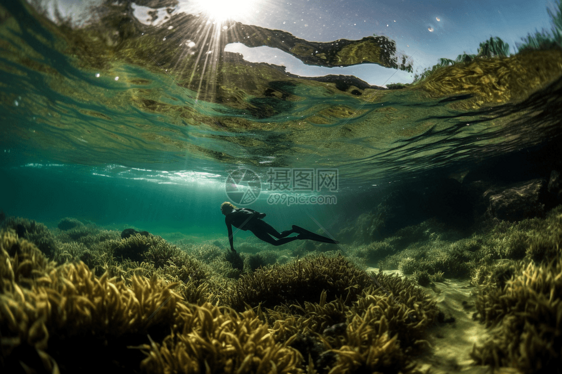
[337,181,474,244]
[486,179,547,221]
[421,178,474,228]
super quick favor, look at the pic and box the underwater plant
[472,258,562,373]
[455,52,477,63]
[516,0,562,52]
[0,232,190,373]
[52,241,89,264]
[1,217,58,258]
[470,259,520,288]
[0,221,442,374]
[477,37,510,58]
[293,240,317,257]
[412,36,508,85]
[236,242,264,254]
[266,291,350,341]
[398,257,417,275]
[114,234,163,263]
[77,229,121,248]
[328,321,404,374]
[479,205,562,264]
[418,49,562,107]
[429,271,445,283]
[352,273,439,348]
[225,250,245,272]
[0,229,55,291]
[247,253,267,272]
[349,241,396,265]
[383,234,478,279]
[412,270,431,287]
[56,217,84,231]
[187,243,224,263]
[140,303,303,374]
[227,254,372,312]
[55,223,102,243]
[262,272,439,373]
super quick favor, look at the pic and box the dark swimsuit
[225,208,298,247]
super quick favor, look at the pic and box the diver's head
[221,201,236,215]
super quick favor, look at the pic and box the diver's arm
[226,220,235,252]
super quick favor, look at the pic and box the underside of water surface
[1,0,562,373]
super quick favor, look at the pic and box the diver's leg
[254,220,294,238]
[280,229,295,237]
[250,228,299,246]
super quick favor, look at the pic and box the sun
[182,0,261,22]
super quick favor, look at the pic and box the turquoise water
[0,0,561,237]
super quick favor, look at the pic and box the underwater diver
[220,201,338,252]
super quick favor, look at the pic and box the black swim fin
[292,225,338,244]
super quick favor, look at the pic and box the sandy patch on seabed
[368,269,497,374]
